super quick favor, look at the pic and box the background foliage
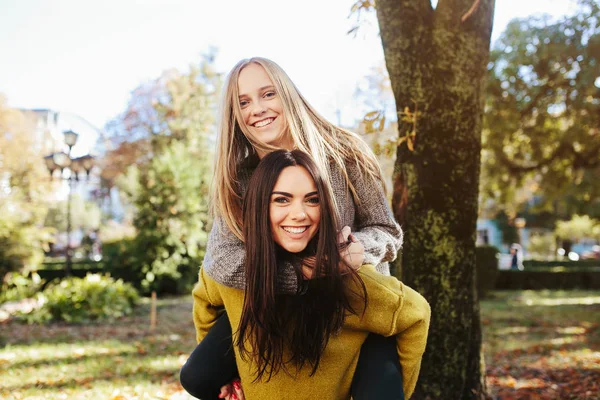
[0,96,54,280]
[482,0,600,217]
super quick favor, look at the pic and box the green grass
[1,291,599,399]
[0,297,198,400]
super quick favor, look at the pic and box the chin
[281,242,308,253]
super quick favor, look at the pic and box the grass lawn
[0,290,599,399]
[0,296,199,400]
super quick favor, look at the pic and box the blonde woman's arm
[203,216,300,293]
[192,268,225,343]
[345,163,403,273]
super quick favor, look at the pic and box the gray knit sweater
[203,160,403,294]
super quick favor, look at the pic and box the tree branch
[498,138,600,173]
[497,143,572,173]
[518,75,571,119]
[461,0,481,22]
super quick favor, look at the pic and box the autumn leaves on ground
[1,291,599,400]
[482,291,600,400]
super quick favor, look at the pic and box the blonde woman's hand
[338,226,364,270]
[218,378,245,400]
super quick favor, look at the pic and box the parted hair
[236,150,367,382]
[212,56,385,241]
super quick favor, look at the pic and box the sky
[0,0,577,151]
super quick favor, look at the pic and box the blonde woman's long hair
[213,57,384,240]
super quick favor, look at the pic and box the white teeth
[283,226,308,234]
[254,118,274,127]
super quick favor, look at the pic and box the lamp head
[63,130,79,148]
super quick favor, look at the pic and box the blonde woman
[180,57,406,399]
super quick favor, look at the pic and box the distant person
[188,150,430,399]
[510,244,523,271]
[180,57,407,399]
[510,247,518,270]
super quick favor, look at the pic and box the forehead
[272,166,317,193]
[238,63,274,96]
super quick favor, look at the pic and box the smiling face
[237,63,292,153]
[269,165,321,253]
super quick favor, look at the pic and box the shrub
[18,274,139,324]
[0,210,54,281]
[527,233,556,260]
[102,234,203,296]
[476,246,500,298]
[130,142,209,295]
[0,271,44,304]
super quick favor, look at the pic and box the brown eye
[307,197,319,205]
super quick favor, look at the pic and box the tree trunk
[375,0,495,398]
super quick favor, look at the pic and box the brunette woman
[190,150,430,400]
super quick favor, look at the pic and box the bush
[101,238,140,283]
[102,236,201,296]
[18,274,139,324]
[0,271,44,304]
[523,259,600,268]
[0,210,54,281]
[476,246,500,298]
[495,269,600,290]
[527,233,556,260]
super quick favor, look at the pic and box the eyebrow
[271,191,318,197]
[239,85,275,98]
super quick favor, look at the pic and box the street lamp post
[43,130,95,277]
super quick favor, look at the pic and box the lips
[252,117,275,128]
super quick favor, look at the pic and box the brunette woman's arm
[355,265,431,399]
[391,281,431,398]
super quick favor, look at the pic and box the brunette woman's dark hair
[235,149,367,381]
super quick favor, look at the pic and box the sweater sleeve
[345,163,403,272]
[192,268,225,344]
[202,216,247,289]
[203,216,299,293]
[392,281,431,398]
[357,265,431,399]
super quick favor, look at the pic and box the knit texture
[193,264,431,400]
[203,160,404,293]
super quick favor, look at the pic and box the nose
[291,206,307,221]
[251,100,267,116]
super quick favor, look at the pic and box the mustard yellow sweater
[192,265,431,399]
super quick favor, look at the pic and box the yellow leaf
[378,116,386,131]
[407,136,414,152]
[364,110,381,120]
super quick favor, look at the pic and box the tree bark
[375,0,495,398]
